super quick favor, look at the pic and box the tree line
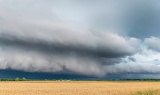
[0,77,27,81]
[1,78,160,81]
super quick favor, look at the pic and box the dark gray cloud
[0,18,138,76]
[0,32,135,58]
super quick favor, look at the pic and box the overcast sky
[0,0,160,79]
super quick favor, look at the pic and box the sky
[0,0,160,79]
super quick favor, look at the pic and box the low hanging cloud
[0,14,138,76]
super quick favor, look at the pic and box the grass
[133,89,160,95]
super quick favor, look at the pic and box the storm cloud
[0,0,160,78]
[0,17,138,76]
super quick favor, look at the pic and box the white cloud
[104,46,160,74]
[145,36,160,52]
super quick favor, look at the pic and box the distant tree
[60,78,63,81]
[21,77,27,81]
[15,77,20,81]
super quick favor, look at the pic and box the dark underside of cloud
[0,0,160,79]
[1,69,160,80]
[0,69,95,80]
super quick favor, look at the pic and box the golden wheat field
[0,81,160,95]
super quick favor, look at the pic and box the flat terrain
[0,81,160,95]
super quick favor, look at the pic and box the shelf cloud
[0,17,138,76]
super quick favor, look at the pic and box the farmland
[0,81,160,95]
